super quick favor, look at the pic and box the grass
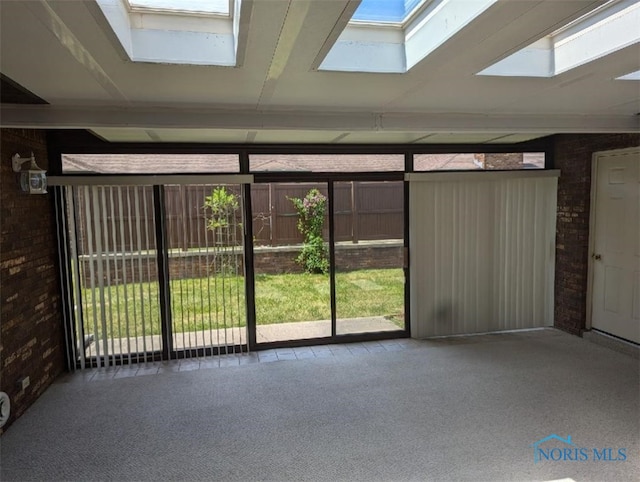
[80,268,404,337]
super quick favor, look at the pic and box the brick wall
[254,244,403,274]
[79,243,404,282]
[474,153,524,169]
[0,129,65,434]
[553,133,640,335]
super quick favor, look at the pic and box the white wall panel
[409,172,558,338]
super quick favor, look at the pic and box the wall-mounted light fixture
[12,152,47,194]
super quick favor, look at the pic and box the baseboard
[582,330,639,359]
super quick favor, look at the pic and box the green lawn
[80,268,404,337]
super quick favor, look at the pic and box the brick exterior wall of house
[473,153,524,169]
[0,129,65,434]
[553,133,640,335]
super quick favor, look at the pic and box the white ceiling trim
[1,105,637,134]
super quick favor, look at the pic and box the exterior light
[12,152,47,194]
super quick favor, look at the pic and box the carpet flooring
[1,329,638,481]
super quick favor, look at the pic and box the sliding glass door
[58,174,407,367]
[248,178,406,348]
[251,182,331,343]
[164,184,246,356]
[61,181,249,368]
[333,181,405,335]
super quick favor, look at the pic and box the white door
[591,149,640,343]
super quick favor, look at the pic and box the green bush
[203,186,242,274]
[203,186,240,232]
[289,189,329,274]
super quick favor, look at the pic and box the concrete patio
[86,316,401,357]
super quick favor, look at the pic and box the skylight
[617,69,640,80]
[128,0,230,16]
[351,0,425,24]
[96,0,247,66]
[478,0,640,78]
[319,0,498,73]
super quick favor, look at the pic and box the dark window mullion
[54,186,79,371]
[403,154,412,337]
[153,185,173,359]
[328,181,337,338]
[243,182,257,350]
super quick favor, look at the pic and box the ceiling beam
[1,105,637,133]
[25,0,129,102]
[257,0,313,106]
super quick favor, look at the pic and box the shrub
[203,186,241,274]
[289,189,329,274]
[203,186,240,234]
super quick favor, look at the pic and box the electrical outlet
[17,377,30,391]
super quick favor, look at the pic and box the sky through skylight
[351,0,425,23]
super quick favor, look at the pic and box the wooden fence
[250,182,403,245]
[74,182,403,253]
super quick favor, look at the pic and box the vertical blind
[59,181,248,369]
[164,184,246,356]
[65,185,163,368]
[409,171,559,338]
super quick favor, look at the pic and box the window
[414,153,545,171]
[62,154,240,174]
[249,154,404,173]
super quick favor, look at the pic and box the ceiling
[0,0,638,144]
